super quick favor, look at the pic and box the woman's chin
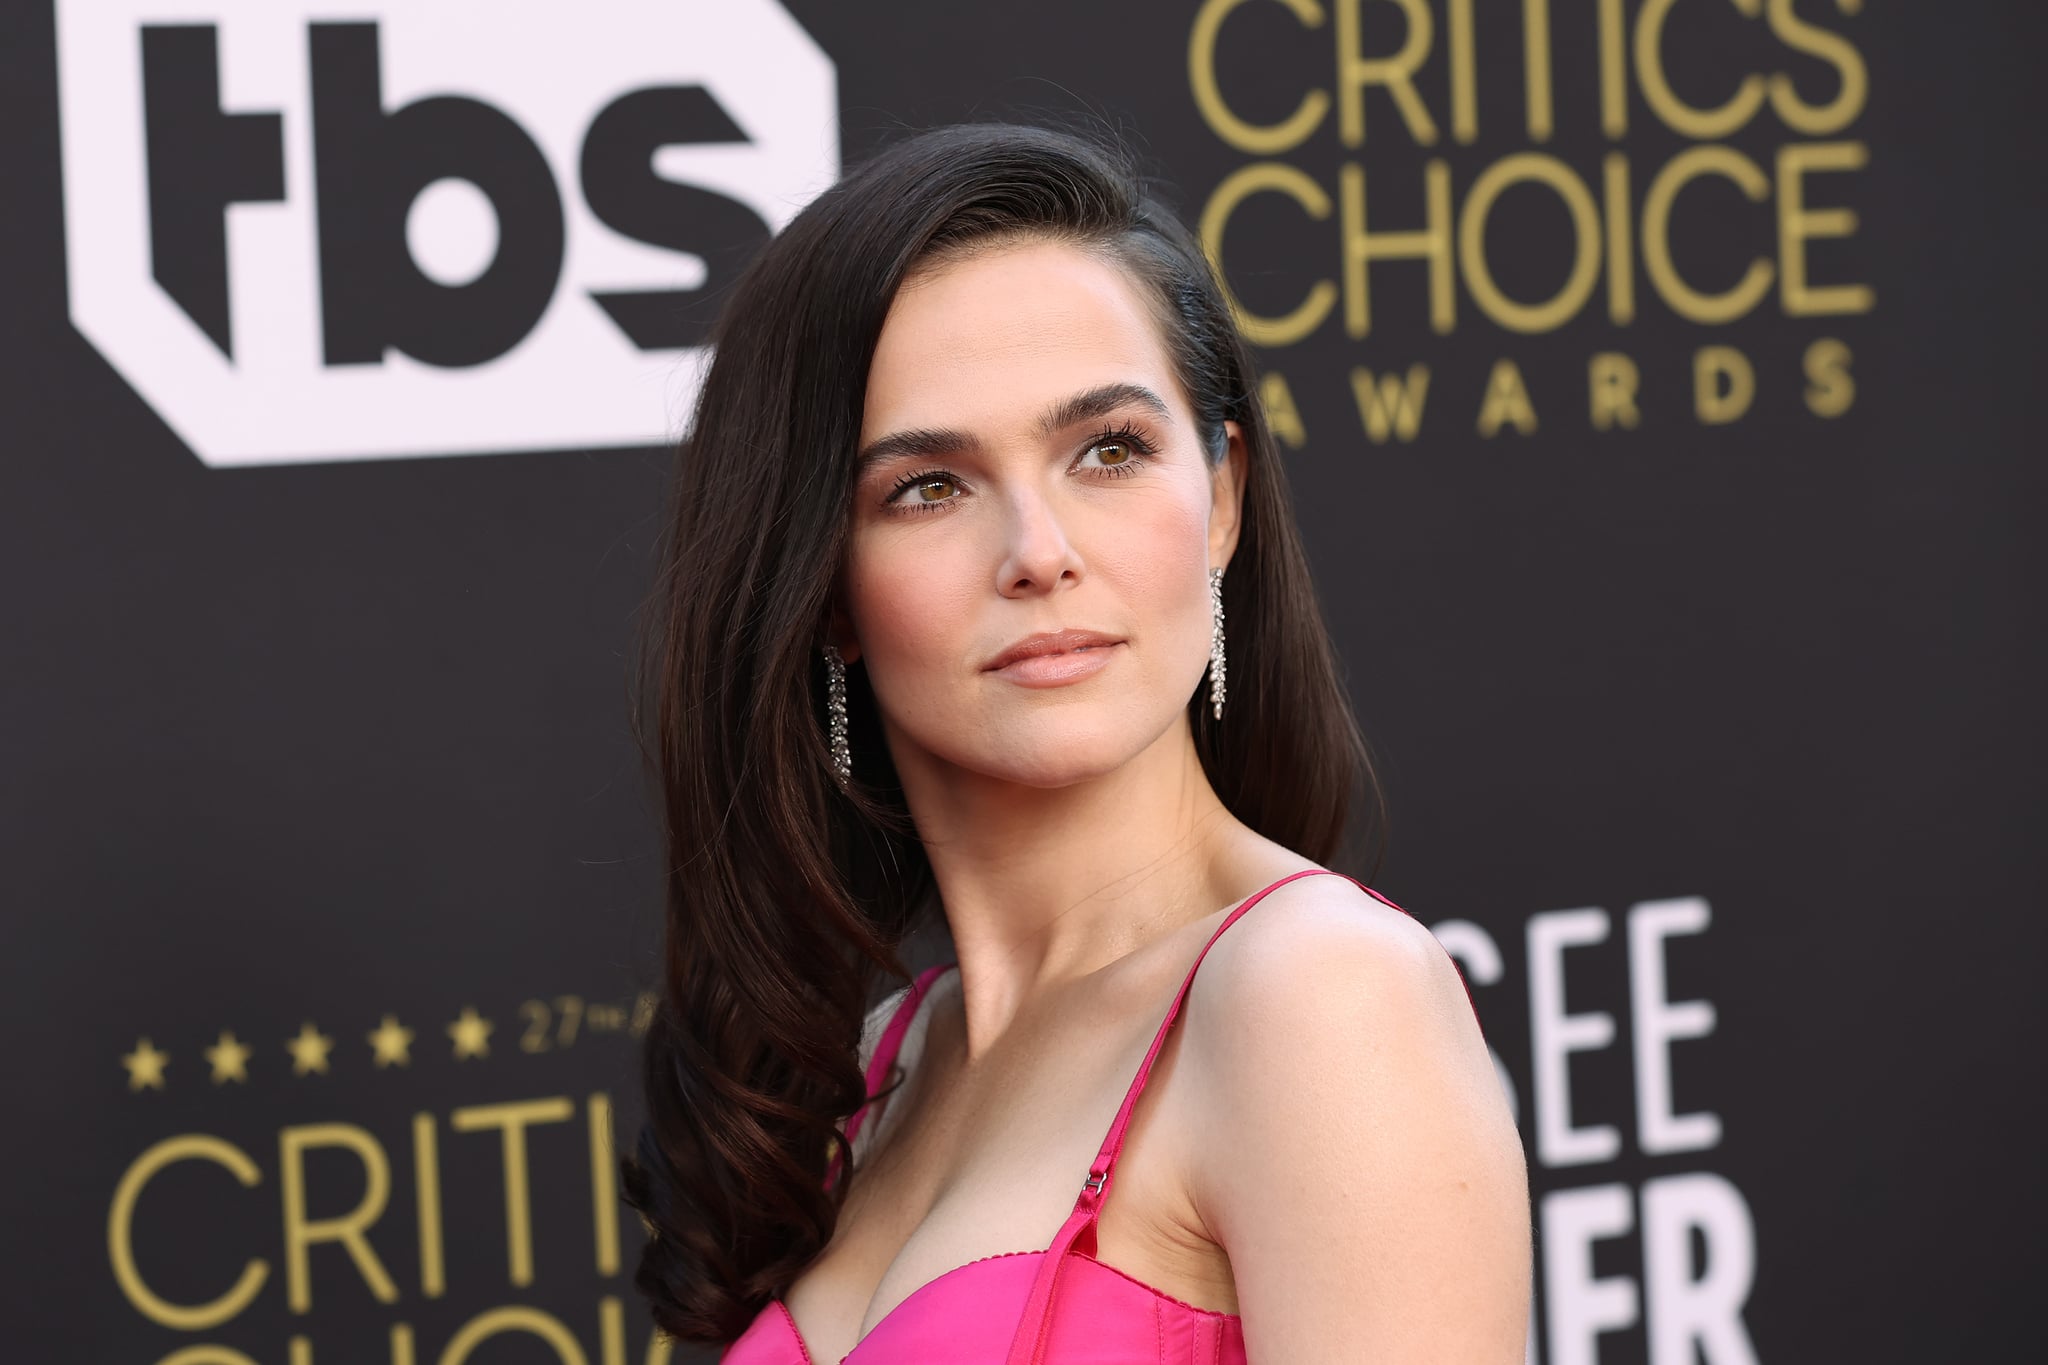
[956,721,1170,790]
[982,754,1127,790]
[885,702,1189,792]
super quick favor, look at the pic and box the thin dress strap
[825,961,955,1192]
[1002,868,1409,1365]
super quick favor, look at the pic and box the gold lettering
[441,1305,590,1365]
[601,1295,628,1365]
[279,1122,399,1313]
[1765,0,1867,135]
[1261,371,1310,448]
[112,1135,270,1330]
[1349,364,1432,441]
[1636,0,1767,139]
[1642,145,1775,324]
[1694,345,1755,424]
[1340,159,1455,336]
[1598,0,1629,137]
[1199,164,1338,346]
[1603,152,1636,325]
[451,1097,575,1289]
[1337,0,1438,145]
[1590,352,1642,430]
[1448,0,1477,143]
[1477,358,1539,436]
[1803,336,1855,417]
[414,1111,445,1297]
[1777,141,1874,315]
[1460,153,1602,334]
[589,1094,621,1276]
[1524,0,1554,141]
[1190,0,1330,153]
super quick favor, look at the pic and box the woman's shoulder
[1204,864,1443,988]
[1179,866,1476,1083]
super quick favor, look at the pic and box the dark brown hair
[619,117,1385,1346]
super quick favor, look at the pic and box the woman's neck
[890,719,1261,1059]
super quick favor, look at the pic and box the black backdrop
[4,2,2041,1362]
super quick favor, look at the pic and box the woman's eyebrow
[855,381,1172,472]
[1036,381,1173,438]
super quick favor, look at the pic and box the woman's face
[838,238,1245,790]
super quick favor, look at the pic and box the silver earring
[1207,566,1227,720]
[822,644,851,784]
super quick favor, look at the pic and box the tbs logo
[55,1,837,466]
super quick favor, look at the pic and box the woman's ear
[1208,419,1249,569]
[825,597,862,666]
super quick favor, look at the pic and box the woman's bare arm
[1184,880,1533,1363]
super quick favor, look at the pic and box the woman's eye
[1078,439,1137,469]
[891,473,960,506]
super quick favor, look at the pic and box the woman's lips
[987,640,1123,688]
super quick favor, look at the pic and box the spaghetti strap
[826,960,955,1193]
[1002,867,1408,1365]
[1087,870,1404,1201]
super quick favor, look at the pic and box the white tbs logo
[56,1,837,466]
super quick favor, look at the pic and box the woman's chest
[786,992,1233,1362]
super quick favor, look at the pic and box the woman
[621,121,1531,1363]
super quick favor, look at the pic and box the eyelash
[883,422,1159,514]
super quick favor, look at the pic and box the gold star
[447,1006,493,1060]
[123,1037,170,1091]
[367,1014,415,1068]
[286,1021,335,1076]
[204,1030,253,1084]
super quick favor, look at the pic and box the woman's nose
[994,489,1084,597]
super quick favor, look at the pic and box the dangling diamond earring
[1207,566,1227,720]
[822,644,851,784]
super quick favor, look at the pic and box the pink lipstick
[983,629,1125,688]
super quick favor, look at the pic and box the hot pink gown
[720,868,1416,1364]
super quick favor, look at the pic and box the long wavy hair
[619,117,1386,1346]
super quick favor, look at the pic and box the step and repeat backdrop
[4,2,2039,1362]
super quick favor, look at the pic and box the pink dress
[720,868,1414,1364]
